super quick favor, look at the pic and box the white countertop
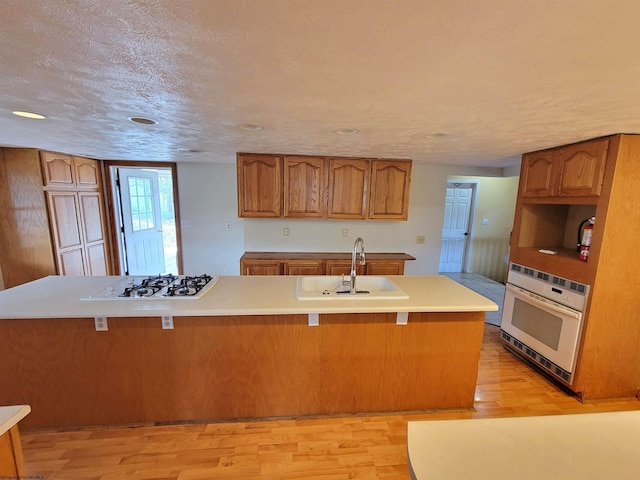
[0,405,31,436]
[0,275,497,319]
[408,411,640,480]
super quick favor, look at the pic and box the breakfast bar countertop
[0,274,497,319]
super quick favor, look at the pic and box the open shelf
[512,202,597,284]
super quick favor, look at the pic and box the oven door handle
[506,284,581,319]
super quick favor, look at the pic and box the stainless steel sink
[296,276,409,300]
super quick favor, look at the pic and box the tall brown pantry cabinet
[508,134,640,401]
[0,148,110,289]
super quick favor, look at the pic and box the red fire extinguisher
[578,217,595,262]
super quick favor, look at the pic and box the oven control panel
[507,263,589,311]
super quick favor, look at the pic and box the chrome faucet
[350,237,366,294]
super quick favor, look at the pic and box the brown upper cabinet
[41,151,101,188]
[368,160,412,220]
[237,154,282,217]
[520,138,608,198]
[237,153,411,220]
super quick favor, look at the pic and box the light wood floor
[20,324,640,479]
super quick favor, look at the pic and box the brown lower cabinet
[0,310,484,428]
[240,252,415,276]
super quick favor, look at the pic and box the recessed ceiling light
[12,111,46,119]
[237,123,263,131]
[129,116,158,125]
[335,128,359,135]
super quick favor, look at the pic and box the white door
[118,168,165,275]
[439,183,473,272]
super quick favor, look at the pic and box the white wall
[177,163,245,275]
[178,161,508,276]
[463,175,519,281]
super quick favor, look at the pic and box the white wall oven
[501,263,589,385]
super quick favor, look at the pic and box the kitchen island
[0,275,496,428]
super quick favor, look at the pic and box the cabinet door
[284,260,325,275]
[325,260,366,276]
[237,154,282,217]
[47,192,83,251]
[520,152,556,197]
[59,248,86,276]
[556,139,608,197]
[240,260,284,275]
[327,159,369,219]
[78,191,109,275]
[368,160,411,220]
[47,191,85,275]
[41,151,75,187]
[74,157,101,188]
[366,260,404,275]
[283,156,327,218]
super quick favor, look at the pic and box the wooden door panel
[78,192,105,243]
[241,261,283,275]
[47,192,82,250]
[237,154,282,217]
[73,157,100,188]
[284,156,326,218]
[86,243,108,276]
[327,159,369,219]
[325,260,366,276]
[368,160,411,220]
[59,248,85,276]
[284,260,325,276]
[520,153,555,197]
[366,261,404,275]
[556,139,608,197]
[41,152,75,186]
[0,148,57,288]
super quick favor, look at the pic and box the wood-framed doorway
[103,160,183,276]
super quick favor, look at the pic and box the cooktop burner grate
[81,274,219,301]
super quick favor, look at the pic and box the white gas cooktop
[81,274,219,300]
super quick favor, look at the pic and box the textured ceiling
[2,1,640,168]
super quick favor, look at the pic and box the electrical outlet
[181,219,192,229]
[342,228,348,237]
[226,223,232,230]
[482,218,489,225]
[416,235,426,244]
[94,317,108,331]
[162,315,174,330]
[283,227,289,236]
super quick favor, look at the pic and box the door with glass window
[118,168,165,275]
